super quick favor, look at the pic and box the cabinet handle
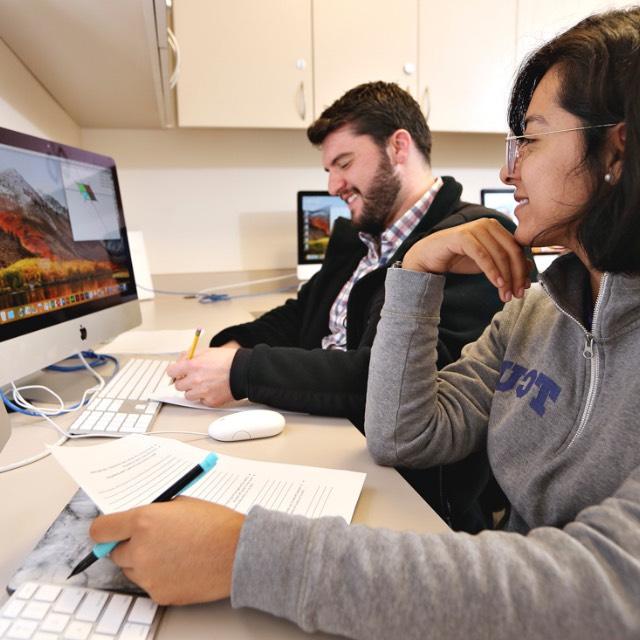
[296,81,307,121]
[422,86,431,121]
[167,27,181,89]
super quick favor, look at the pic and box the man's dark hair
[508,7,640,273]
[307,81,432,165]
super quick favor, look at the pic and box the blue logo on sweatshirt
[495,361,561,416]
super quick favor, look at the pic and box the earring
[604,172,612,183]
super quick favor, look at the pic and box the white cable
[0,353,110,473]
[10,352,105,417]
[196,272,297,296]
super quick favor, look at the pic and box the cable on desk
[46,350,119,373]
[135,272,299,303]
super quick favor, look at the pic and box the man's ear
[388,129,412,165]
[607,122,626,182]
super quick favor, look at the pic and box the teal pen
[67,451,218,578]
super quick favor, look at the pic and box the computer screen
[480,188,517,224]
[297,191,350,280]
[0,127,141,386]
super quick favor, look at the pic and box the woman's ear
[607,122,626,183]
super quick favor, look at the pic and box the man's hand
[402,218,531,303]
[90,498,245,605]
[166,347,239,406]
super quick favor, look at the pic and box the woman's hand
[402,218,531,302]
[90,498,245,605]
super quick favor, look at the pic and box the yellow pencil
[170,327,203,384]
[186,327,203,360]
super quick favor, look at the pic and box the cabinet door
[418,0,516,133]
[313,0,418,115]
[517,0,632,64]
[174,0,312,128]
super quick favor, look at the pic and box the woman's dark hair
[508,7,640,273]
[307,81,432,165]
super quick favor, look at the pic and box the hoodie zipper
[541,273,608,449]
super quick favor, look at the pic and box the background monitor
[297,191,350,280]
[0,127,141,386]
[480,188,517,224]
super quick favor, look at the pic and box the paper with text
[50,435,365,522]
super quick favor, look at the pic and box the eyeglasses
[505,123,618,176]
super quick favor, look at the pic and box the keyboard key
[40,612,70,633]
[119,622,151,640]
[14,584,38,600]
[63,620,92,639]
[106,413,127,432]
[144,402,160,414]
[6,618,37,639]
[53,588,85,614]
[33,586,61,603]
[108,399,124,412]
[75,591,108,622]
[33,632,58,640]
[126,599,157,625]
[0,618,11,635]
[96,398,114,412]
[20,602,49,621]
[132,415,153,433]
[2,599,26,618]
[94,412,116,430]
[95,593,132,635]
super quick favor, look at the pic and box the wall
[0,39,79,145]
[81,128,506,275]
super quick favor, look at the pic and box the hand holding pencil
[166,334,238,407]
[169,327,203,384]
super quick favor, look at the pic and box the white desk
[0,290,448,639]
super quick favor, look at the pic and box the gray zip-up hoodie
[231,254,640,639]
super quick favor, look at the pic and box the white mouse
[207,409,285,442]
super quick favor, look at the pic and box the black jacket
[211,176,523,530]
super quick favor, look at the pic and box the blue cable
[45,350,119,373]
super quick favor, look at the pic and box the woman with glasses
[91,7,640,639]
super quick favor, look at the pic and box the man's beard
[352,152,401,236]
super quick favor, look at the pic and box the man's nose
[327,171,345,196]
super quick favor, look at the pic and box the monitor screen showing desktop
[480,188,517,224]
[0,127,141,386]
[297,191,350,280]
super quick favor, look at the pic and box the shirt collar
[358,176,443,260]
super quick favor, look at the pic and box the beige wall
[0,39,79,145]
[81,128,507,275]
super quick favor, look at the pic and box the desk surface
[0,291,448,639]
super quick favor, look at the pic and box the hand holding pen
[68,451,218,578]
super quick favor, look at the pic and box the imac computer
[297,191,350,281]
[0,126,141,388]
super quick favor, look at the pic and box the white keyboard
[0,582,162,640]
[68,358,172,436]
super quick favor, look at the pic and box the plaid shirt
[322,177,443,350]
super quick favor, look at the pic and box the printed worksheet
[50,435,366,522]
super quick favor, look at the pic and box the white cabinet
[516,0,631,64]
[174,0,312,128]
[312,0,418,114]
[418,0,517,133]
